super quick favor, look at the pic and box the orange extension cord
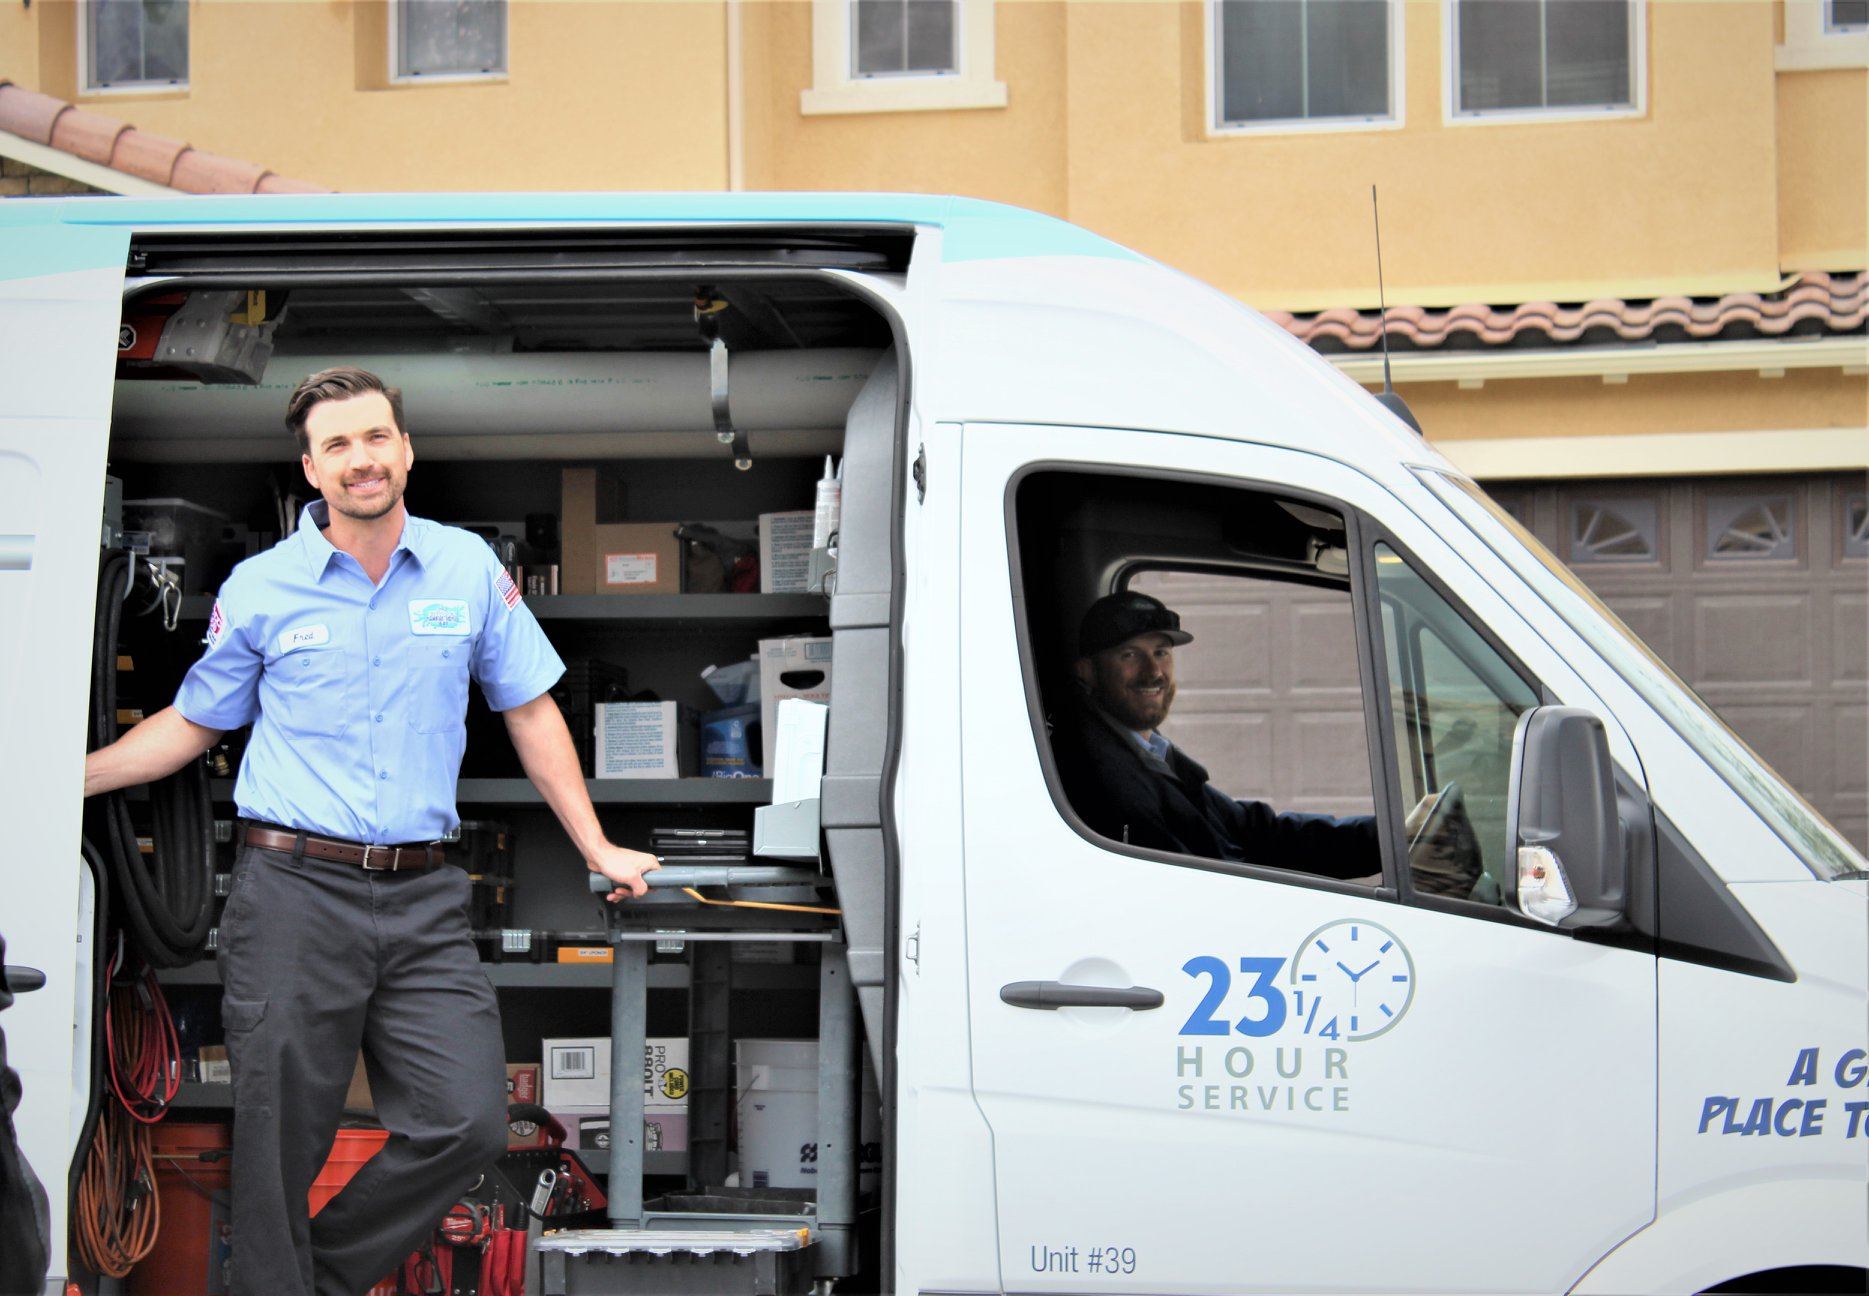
[75,945,181,1276]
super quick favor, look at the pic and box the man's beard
[1098,677,1175,732]
[329,472,404,520]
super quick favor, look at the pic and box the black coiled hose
[83,551,215,968]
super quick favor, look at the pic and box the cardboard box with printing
[594,701,695,779]
[757,636,832,753]
[543,1037,690,1110]
[560,468,682,596]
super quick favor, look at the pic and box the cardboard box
[758,636,832,755]
[505,1063,545,1149]
[594,701,694,779]
[560,468,682,596]
[759,511,815,593]
[548,1107,689,1154]
[543,1037,690,1110]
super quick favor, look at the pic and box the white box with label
[594,702,694,779]
[542,1037,691,1110]
[757,636,833,750]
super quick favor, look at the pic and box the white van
[1,194,1864,1296]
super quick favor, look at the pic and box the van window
[1015,470,1387,888]
[1373,542,1538,906]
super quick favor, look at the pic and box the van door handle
[3,965,46,995]
[999,981,1164,1011]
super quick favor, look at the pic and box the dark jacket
[1051,696,1380,879]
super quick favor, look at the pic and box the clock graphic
[1288,919,1415,1042]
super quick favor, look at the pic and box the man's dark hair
[286,366,406,456]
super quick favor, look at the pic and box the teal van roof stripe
[0,193,1142,266]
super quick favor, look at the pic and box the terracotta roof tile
[0,81,71,145]
[109,129,190,186]
[49,106,129,166]
[0,77,325,193]
[1270,273,1868,351]
[169,148,267,195]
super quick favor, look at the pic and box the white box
[547,1106,690,1154]
[757,636,832,754]
[594,702,692,779]
[759,511,815,593]
[542,1037,690,1110]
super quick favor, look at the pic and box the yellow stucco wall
[1776,68,1869,273]
[743,0,1068,213]
[1052,1,1786,311]
[1397,368,1866,444]
[12,1,729,192]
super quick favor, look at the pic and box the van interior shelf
[171,593,828,625]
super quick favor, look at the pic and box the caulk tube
[812,454,842,549]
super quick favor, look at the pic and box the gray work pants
[218,842,508,1296]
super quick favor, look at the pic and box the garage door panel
[1171,603,1271,691]
[1288,601,1363,694]
[1602,595,1678,665]
[1693,594,1814,687]
[1292,711,1377,808]
[1164,711,1274,799]
[1834,592,1867,684]
[1835,704,1867,798]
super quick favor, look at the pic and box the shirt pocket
[409,638,471,735]
[271,644,352,738]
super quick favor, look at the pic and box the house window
[1829,0,1869,32]
[1214,0,1398,130]
[394,0,507,81]
[84,0,189,92]
[802,0,1005,114]
[854,0,958,77]
[1451,0,1640,117]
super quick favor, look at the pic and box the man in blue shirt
[84,367,658,1296]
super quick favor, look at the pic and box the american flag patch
[496,568,521,610]
[205,600,226,647]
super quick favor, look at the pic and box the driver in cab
[1051,591,1476,895]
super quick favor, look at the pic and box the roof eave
[0,127,177,197]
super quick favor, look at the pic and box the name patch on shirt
[276,623,330,655]
[409,599,473,637]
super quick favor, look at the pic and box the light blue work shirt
[175,501,565,844]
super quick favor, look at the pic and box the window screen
[87,0,189,90]
[1828,0,1869,32]
[1455,0,1634,114]
[397,0,507,79]
[853,0,958,77]
[1216,0,1392,126]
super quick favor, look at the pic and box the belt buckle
[361,844,394,872]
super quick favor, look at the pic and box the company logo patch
[495,569,521,610]
[409,599,473,636]
[205,600,226,648]
[275,623,331,655]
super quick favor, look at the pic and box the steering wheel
[1407,781,1483,899]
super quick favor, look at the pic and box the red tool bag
[394,1104,606,1296]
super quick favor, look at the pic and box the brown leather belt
[241,823,446,872]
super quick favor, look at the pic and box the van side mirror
[1506,707,1625,928]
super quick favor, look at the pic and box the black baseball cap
[1077,591,1193,658]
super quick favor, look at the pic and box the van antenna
[1369,185,1423,435]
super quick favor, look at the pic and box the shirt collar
[296,500,431,580]
[1087,698,1173,765]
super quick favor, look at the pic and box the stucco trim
[0,127,176,195]
[1331,336,1869,386]
[1436,427,1869,480]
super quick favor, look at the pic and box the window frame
[1442,0,1648,126]
[1356,522,1577,934]
[1205,0,1406,138]
[1005,461,1410,904]
[79,0,190,96]
[802,0,1007,115]
[388,0,509,87]
[1778,0,1869,71]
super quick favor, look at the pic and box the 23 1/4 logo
[1178,920,1416,1043]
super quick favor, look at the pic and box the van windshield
[1418,468,1866,883]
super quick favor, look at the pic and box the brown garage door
[1488,472,1868,853]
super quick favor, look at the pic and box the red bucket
[308,1127,390,1215]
